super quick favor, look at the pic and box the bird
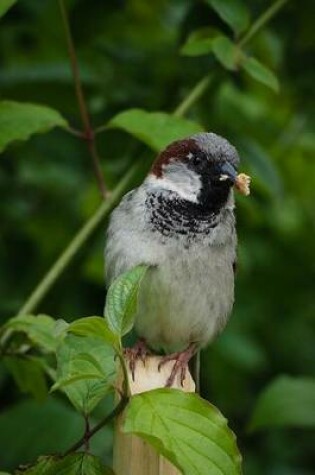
[105,132,250,387]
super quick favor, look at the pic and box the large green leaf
[4,314,60,352]
[0,101,68,153]
[248,376,315,432]
[104,265,148,337]
[0,0,16,18]
[68,316,119,349]
[52,352,106,392]
[211,36,240,71]
[5,356,48,402]
[181,28,220,57]
[55,334,116,415]
[124,389,242,475]
[108,109,204,151]
[242,57,279,92]
[205,0,250,35]
[15,453,114,475]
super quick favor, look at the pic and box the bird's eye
[186,151,207,170]
[193,152,207,165]
[187,153,200,164]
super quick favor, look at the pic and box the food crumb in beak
[235,173,251,196]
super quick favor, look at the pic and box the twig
[118,353,131,397]
[65,125,85,138]
[83,414,90,452]
[63,351,131,455]
[173,75,212,118]
[64,395,129,456]
[94,124,108,136]
[58,0,107,198]
[239,0,289,47]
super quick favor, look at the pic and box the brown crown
[151,138,200,178]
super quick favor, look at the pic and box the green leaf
[108,109,204,151]
[5,356,48,402]
[248,376,315,432]
[242,56,279,92]
[55,334,116,415]
[0,0,16,19]
[4,314,60,352]
[52,351,107,392]
[0,101,68,153]
[124,389,242,475]
[51,372,106,392]
[105,265,148,337]
[15,453,114,475]
[212,36,241,71]
[68,316,119,349]
[205,0,250,35]
[181,28,220,57]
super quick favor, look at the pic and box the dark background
[0,0,314,473]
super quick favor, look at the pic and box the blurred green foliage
[0,0,314,473]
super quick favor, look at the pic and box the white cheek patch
[146,161,201,202]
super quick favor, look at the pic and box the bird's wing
[105,188,158,287]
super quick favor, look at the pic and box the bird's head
[147,132,249,212]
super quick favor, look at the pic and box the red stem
[58,0,107,198]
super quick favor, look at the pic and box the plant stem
[94,123,108,136]
[83,414,90,452]
[64,395,129,456]
[58,0,107,198]
[118,352,131,397]
[239,0,289,47]
[17,75,212,316]
[63,352,130,454]
[17,164,139,316]
[173,75,212,118]
[65,125,85,138]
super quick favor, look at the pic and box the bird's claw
[158,343,197,388]
[123,339,151,381]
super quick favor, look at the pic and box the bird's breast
[135,240,235,353]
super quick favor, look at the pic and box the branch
[239,0,289,47]
[173,75,212,118]
[58,0,107,198]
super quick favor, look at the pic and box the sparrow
[105,132,250,387]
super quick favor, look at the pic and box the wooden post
[113,355,195,475]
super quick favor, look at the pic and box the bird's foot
[158,343,197,388]
[124,338,151,381]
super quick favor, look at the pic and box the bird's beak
[219,162,238,183]
[219,162,251,196]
